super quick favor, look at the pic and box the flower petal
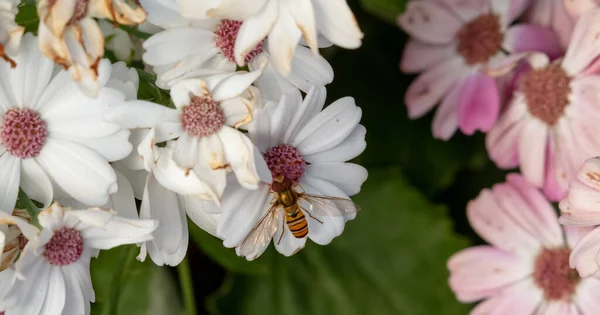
[397,1,462,45]
[400,39,456,74]
[20,158,53,207]
[569,225,600,277]
[311,0,363,49]
[518,119,548,187]
[563,8,600,75]
[0,153,20,213]
[457,73,500,135]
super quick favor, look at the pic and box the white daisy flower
[141,6,333,100]
[0,35,132,209]
[215,85,367,260]
[0,0,24,67]
[135,131,221,266]
[107,72,263,202]
[36,0,147,96]
[0,34,133,213]
[0,203,157,315]
[181,0,363,76]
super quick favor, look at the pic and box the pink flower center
[264,144,306,183]
[1,108,47,159]
[43,228,84,266]
[215,19,264,65]
[532,247,580,301]
[522,63,571,126]
[456,14,503,65]
[180,96,226,137]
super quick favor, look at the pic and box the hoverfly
[238,176,360,258]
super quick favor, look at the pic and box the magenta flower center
[532,247,580,301]
[180,96,226,137]
[215,19,264,65]
[264,144,306,183]
[456,14,503,65]
[1,108,48,159]
[43,228,84,266]
[522,63,571,126]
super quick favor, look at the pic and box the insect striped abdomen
[285,209,308,238]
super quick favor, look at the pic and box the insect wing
[301,195,360,217]
[238,206,279,258]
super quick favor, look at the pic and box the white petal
[154,147,217,199]
[65,129,132,162]
[292,97,362,155]
[40,266,66,315]
[20,158,53,207]
[0,154,20,212]
[182,195,219,236]
[267,2,302,76]
[36,138,117,206]
[234,0,278,66]
[73,210,157,249]
[312,0,363,49]
[173,133,200,169]
[304,163,367,196]
[219,126,260,189]
[110,169,138,220]
[303,124,366,163]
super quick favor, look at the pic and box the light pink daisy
[486,8,600,201]
[398,0,562,140]
[559,157,600,278]
[449,174,600,314]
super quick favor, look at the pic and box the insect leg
[277,216,285,245]
[301,206,323,224]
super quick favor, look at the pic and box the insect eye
[271,181,283,192]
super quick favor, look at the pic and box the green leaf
[358,0,407,25]
[188,221,269,276]
[208,167,470,315]
[91,245,184,315]
[136,69,173,107]
[16,2,39,34]
[15,189,40,227]
[325,6,486,195]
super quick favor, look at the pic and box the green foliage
[188,222,269,276]
[359,0,407,25]
[15,2,38,34]
[208,168,470,315]
[90,245,184,315]
[136,69,173,107]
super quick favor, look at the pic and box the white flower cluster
[0,0,367,314]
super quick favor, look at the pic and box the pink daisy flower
[398,0,561,140]
[486,8,600,201]
[449,174,599,314]
[559,157,600,278]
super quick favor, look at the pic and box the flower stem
[178,257,198,315]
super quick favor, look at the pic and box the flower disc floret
[1,108,47,159]
[43,228,84,266]
[180,96,226,137]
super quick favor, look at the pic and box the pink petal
[574,277,600,314]
[484,52,532,77]
[552,120,584,197]
[522,0,575,49]
[432,80,462,140]
[563,225,594,249]
[503,24,563,59]
[563,8,600,75]
[439,0,487,21]
[581,57,600,76]
[467,189,541,255]
[558,158,600,225]
[448,246,531,303]
[543,301,579,315]
[500,174,564,247]
[564,0,600,19]
[543,142,566,202]
[518,119,548,187]
[400,39,456,74]
[397,1,462,45]
[569,225,600,277]
[405,57,468,119]
[457,73,500,135]
[473,279,542,315]
[486,94,528,169]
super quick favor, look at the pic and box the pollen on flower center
[43,228,84,266]
[532,247,580,301]
[215,19,264,64]
[522,63,571,126]
[180,96,226,137]
[456,14,503,65]
[1,108,48,159]
[264,144,306,183]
